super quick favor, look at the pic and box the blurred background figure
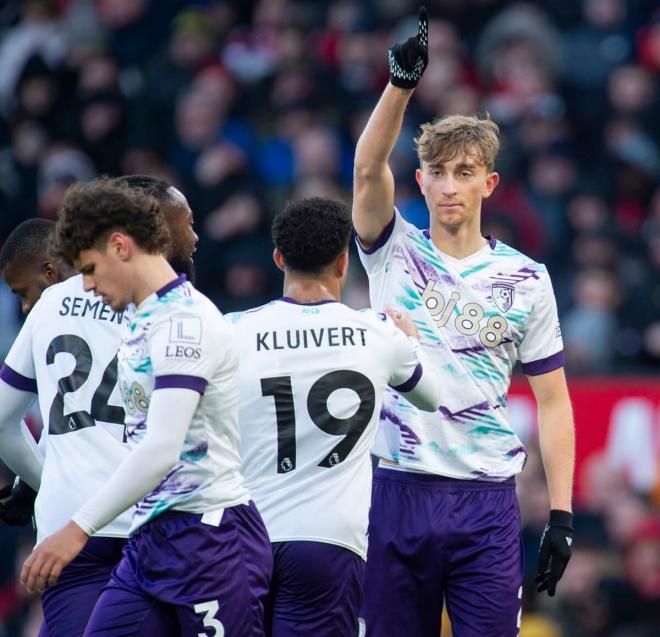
[0,1,658,636]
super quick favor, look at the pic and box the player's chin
[434,210,465,226]
[107,297,127,312]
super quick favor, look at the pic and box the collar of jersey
[422,230,496,264]
[278,296,338,306]
[156,274,187,298]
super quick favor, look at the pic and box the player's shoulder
[489,238,549,276]
[226,300,279,326]
[32,273,83,307]
[351,306,399,336]
[25,273,101,323]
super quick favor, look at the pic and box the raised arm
[352,7,429,246]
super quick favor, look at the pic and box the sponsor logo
[169,315,202,344]
[165,345,201,359]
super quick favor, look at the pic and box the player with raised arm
[353,7,575,637]
[20,178,272,637]
[0,178,198,636]
[229,197,443,637]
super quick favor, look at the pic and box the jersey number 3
[261,370,376,473]
[46,335,125,436]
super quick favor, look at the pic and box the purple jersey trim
[355,212,396,255]
[390,363,423,393]
[521,350,565,376]
[278,297,338,306]
[156,275,187,298]
[154,374,208,394]
[0,364,37,393]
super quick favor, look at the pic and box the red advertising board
[508,377,660,503]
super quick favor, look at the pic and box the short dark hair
[53,177,170,265]
[0,219,55,271]
[272,197,352,273]
[115,174,171,201]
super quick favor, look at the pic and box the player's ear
[273,248,286,272]
[108,232,131,260]
[415,167,424,192]
[41,260,58,285]
[483,171,499,199]
[336,249,349,278]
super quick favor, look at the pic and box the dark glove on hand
[0,479,37,526]
[388,6,429,89]
[536,509,573,596]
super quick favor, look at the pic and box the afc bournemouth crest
[492,283,515,313]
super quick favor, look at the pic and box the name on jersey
[256,326,367,351]
[59,296,124,324]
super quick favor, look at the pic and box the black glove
[0,478,37,526]
[536,509,573,596]
[388,6,429,89]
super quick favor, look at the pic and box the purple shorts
[269,541,365,637]
[84,501,272,637]
[361,467,523,637]
[39,536,125,637]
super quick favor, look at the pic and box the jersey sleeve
[355,207,411,276]
[518,268,565,375]
[149,311,230,394]
[0,312,37,393]
[387,321,424,391]
[384,317,443,412]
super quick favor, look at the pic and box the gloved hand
[536,509,573,596]
[388,6,429,89]
[0,478,37,526]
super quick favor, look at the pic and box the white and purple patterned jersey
[228,299,429,559]
[120,275,249,533]
[0,274,130,542]
[358,209,564,480]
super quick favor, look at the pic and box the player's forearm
[73,388,199,535]
[0,421,43,491]
[400,346,443,412]
[0,383,42,490]
[537,401,575,512]
[354,84,414,175]
[353,85,412,243]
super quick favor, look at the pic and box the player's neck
[132,254,179,306]
[429,219,487,260]
[282,274,340,304]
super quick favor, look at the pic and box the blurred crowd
[0,0,658,635]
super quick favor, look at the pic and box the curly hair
[272,197,352,273]
[53,177,170,265]
[415,114,500,171]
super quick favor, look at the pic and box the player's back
[230,298,423,558]
[3,274,130,541]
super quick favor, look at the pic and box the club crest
[492,283,515,313]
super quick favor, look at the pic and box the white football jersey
[0,274,131,542]
[229,298,430,559]
[358,209,565,480]
[119,276,249,534]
